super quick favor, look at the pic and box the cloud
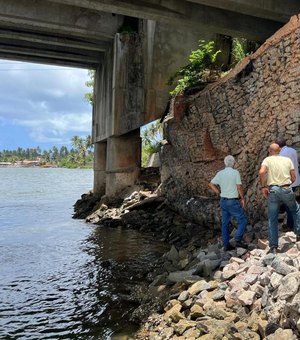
[0,60,93,149]
[15,112,91,134]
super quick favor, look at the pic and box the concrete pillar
[106,129,141,197]
[93,141,107,195]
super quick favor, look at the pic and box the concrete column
[106,129,141,197]
[93,141,107,195]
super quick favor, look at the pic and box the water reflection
[81,225,168,339]
[0,224,167,340]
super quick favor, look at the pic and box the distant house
[15,160,41,167]
[0,161,12,166]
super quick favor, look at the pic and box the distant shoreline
[0,164,56,168]
[0,164,92,169]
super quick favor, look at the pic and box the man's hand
[208,182,220,196]
[261,187,269,199]
[240,197,245,208]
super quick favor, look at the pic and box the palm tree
[85,135,93,155]
[71,136,86,165]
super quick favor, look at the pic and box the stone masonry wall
[160,15,300,227]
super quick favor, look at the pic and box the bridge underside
[0,0,299,196]
[0,0,299,67]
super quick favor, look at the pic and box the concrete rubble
[135,229,300,340]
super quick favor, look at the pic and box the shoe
[224,244,235,251]
[267,247,278,255]
[235,240,248,249]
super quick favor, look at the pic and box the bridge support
[106,129,141,197]
[92,19,215,198]
[93,141,107,195]
[93,129,141,197]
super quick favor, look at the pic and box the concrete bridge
[1,0,300,196]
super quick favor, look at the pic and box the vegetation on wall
[168,40,221,96]
[230,38,260,66]
[168,38,259,97]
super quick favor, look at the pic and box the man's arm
[208,182,220,196]
[290,169,296,183]
[259,165,269,199]
[237,184,245,208]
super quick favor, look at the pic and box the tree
[84,70,95,105]
[141,120,162,167]
[51,146,59,162]
[42,150,50,163]
[59,146,69,158]
[71,136,86,165]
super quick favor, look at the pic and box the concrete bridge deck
[0,0,299,196]
[0,0,299,67]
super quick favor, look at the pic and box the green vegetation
[141,120,162,167]
[84,70,95,105]
[168,38,260,97]
[231,38,248,66]
[0,135,93,168]
[168,40,221,96]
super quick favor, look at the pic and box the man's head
[268,143,281,155]
[224,155,235,167]
[274,137,286,148]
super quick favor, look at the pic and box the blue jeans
[282,187,297,228]
[268,186,300,248]
[220,198,247,248]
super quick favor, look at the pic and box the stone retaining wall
[161,15,300,227]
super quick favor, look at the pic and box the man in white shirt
[209,155,247,251]
[275,138,300,231]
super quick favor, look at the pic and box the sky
[0,60,92,151]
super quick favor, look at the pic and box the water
[0,168,166,339]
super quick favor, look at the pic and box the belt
[221,197,239,200]
[269,184,290,188]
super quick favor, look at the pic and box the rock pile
[74,188,300,339]
[73,189,221,249]
[135,229,300,340]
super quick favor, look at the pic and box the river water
[0,168,167,339]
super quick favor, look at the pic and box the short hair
[275,137,286,148]
[224,155,235,167]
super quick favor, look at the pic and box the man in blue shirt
[275,138,300,231]
[209,155,248,251]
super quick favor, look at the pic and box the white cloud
[14,112,91,141]
[0,60,93,148]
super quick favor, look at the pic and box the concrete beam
[46,0,185,22]
[0,28,110,52]
[46,0,284,41]
[187,0,300,23]
[0,53,94,69]
[0,0,123,40]
[0,44,103,66]
[0,35,103,59]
